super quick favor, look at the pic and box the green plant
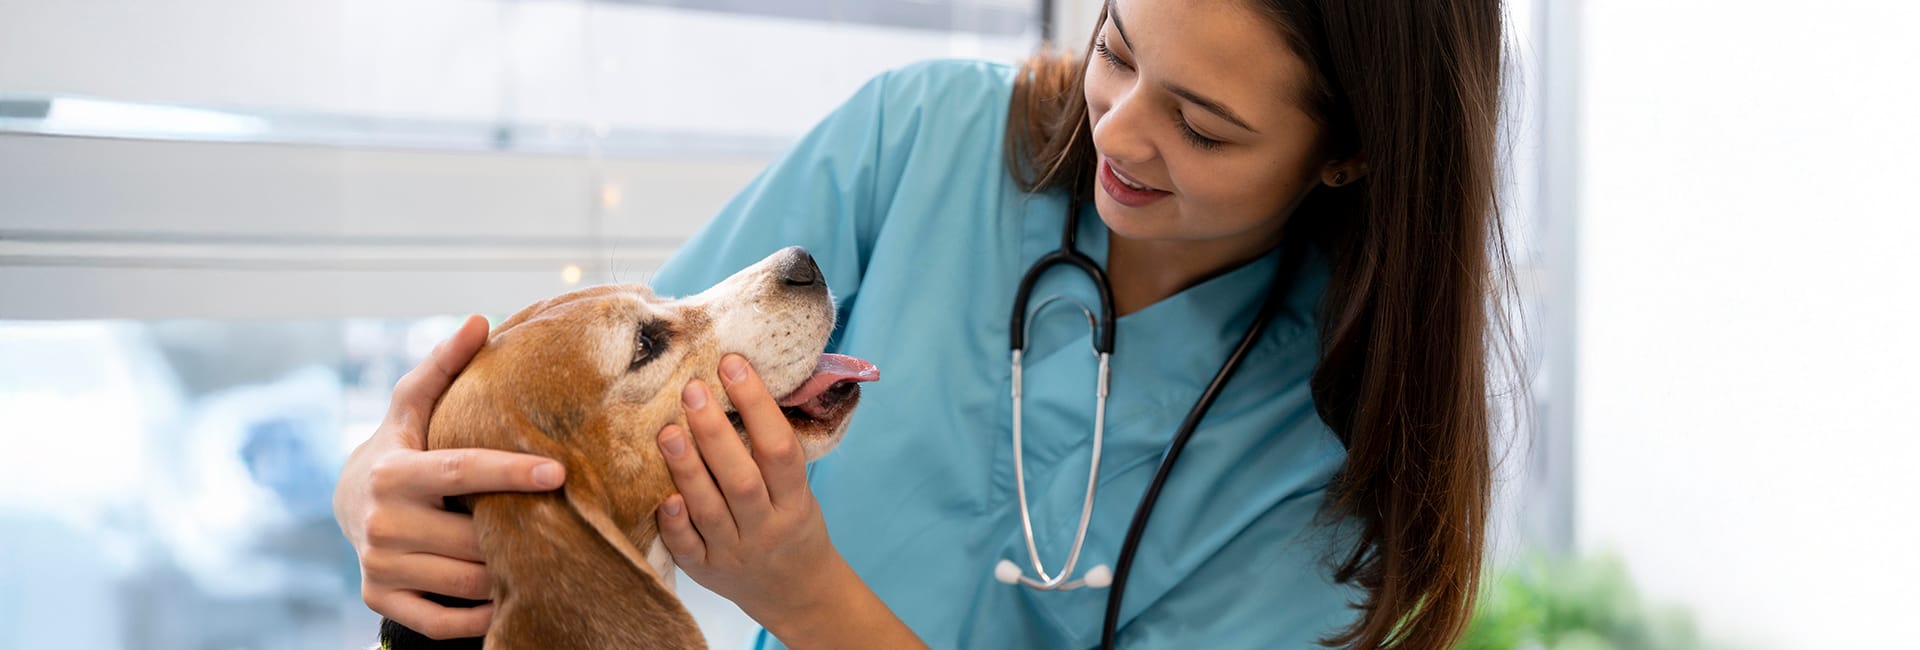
[1460,551,1704,650]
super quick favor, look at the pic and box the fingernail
[721,356,747,383]
[662,497,683,517]
[532,462,563,488]
[682,382,707,410]
[660,431,688,458]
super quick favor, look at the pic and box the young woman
[335,0,1510,646]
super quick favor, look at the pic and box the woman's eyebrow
[1170,85,1257,133]
[1107,0,1260,134]
[1108,0,1136,51]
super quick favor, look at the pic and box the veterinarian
[335,0,1510,647]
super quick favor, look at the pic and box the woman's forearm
[757,553,928,650]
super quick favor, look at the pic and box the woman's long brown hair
[1006,1,1511,647]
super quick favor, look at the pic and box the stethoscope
[993,195,1303,649]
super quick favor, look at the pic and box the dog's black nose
[778,247,824,287]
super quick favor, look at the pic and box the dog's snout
[778,247,824,288]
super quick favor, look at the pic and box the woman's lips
[1099,159,1171,207]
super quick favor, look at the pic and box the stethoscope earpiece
[994,559,1022,585]
[995,558,1112,590]
[1081,564,1113,589]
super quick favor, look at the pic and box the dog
[378,246,878,649]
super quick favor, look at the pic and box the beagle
[378,247,878,649]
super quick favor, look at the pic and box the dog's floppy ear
[503,415,662,577]
[467,414,707,649]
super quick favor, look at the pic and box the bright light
[42,97,268,139]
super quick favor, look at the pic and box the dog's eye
[630,322,667,371]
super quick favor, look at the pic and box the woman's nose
[1091,94,1157,164]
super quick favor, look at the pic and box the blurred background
[0,1,1913,648]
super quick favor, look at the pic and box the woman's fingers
[647,357,847,635]
[716,355,811,509]
[658,422,740,547]
[387,315,491,446]
[366,551,495,602]
[340,317,499,547]
[360,504,489,563]
[341,446,555,620]
[368,590,496,641]
[369,448,565,502]
[655,494,707,566]
[680,378,774,530]
[340,314,544,637]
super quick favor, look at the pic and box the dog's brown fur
[383,248,857,649]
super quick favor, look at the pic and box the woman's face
[1084,0,1335,247]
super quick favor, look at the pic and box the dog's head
[428,246,876,528]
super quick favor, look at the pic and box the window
[0,1,1041,647]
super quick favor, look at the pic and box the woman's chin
[1092,195,1182,240]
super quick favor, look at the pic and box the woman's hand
[654,354,837,626]
[656,354,924,649]
[332,314,567,640]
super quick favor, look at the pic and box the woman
[334,0,1510,646]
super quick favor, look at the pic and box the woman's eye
[1094,36,1130,70]
[1178,118,1226,151]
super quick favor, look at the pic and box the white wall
[1575,1,1920,647]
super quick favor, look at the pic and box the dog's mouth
[725,353,879,437]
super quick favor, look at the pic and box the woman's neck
[1104,228,1283,317]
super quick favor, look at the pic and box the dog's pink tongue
[777,354,880,408]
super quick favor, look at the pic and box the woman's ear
[1321,156,1370,187]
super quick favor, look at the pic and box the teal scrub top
[649,59,1359,649]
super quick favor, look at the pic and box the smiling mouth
[1110,165,1155,191]
[1099,159,1172,207]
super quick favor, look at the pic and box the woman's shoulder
[871,58,1018,96]
[856,58,1020,125]
[837,58,1026,195]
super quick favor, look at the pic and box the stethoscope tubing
[1009,203,1116,354]
[1005,195,1303,650]
[1098,249,1298,648]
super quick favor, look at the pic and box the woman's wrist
[755,552,925,649]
